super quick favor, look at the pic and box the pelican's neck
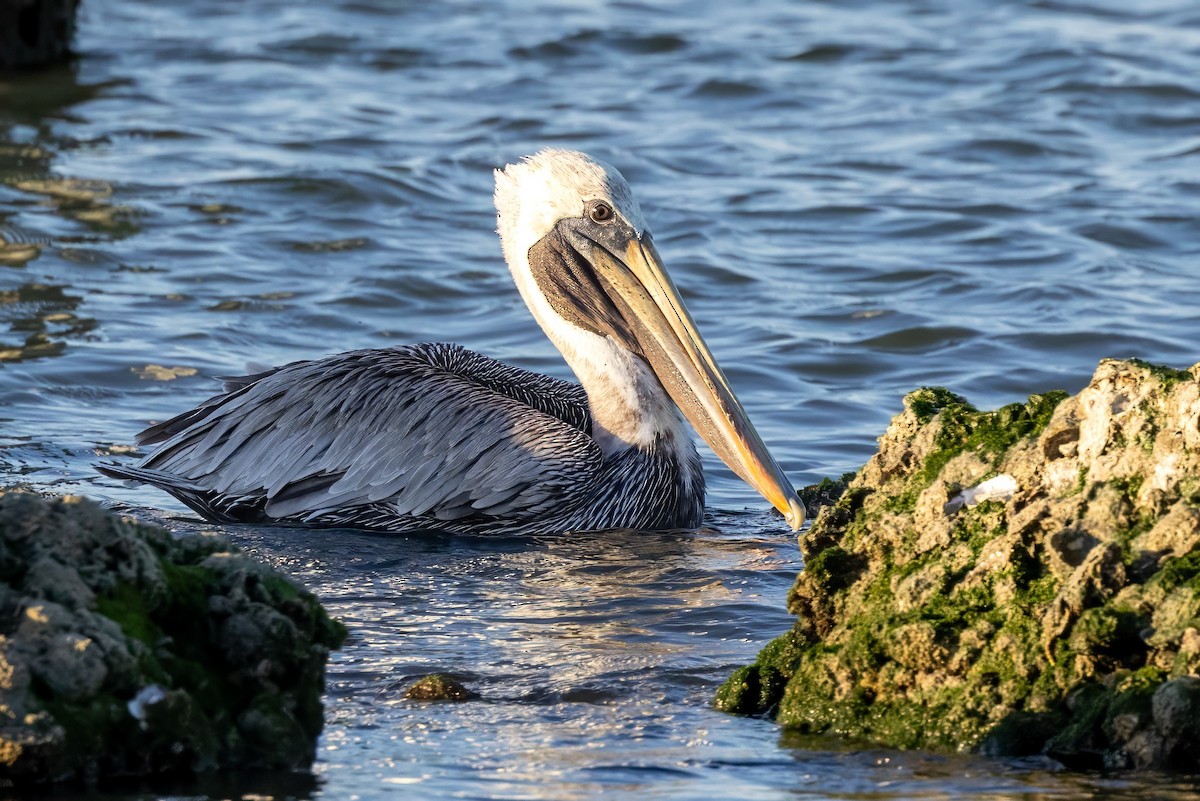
[561,330,688,455]
[505,248,687,456]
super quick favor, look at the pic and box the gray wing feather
[141,343,598,522]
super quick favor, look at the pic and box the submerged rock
[403,674,477,702]
[0,492,346,784]
[717,359,1200,771]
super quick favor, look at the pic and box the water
[3,0,1200,798]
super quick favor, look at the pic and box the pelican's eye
[588,201,614,224]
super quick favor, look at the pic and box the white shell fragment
[945,473,1018,514]
[127,683,168,721]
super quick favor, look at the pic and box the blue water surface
[2,0,1199,798]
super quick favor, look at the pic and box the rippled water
[3,0,1200,798]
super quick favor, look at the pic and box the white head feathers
[493,149,646,266]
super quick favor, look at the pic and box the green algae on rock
[0,492,346,784]
[716,359,1200,771]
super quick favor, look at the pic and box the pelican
[98,150,805,535]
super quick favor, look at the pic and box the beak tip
[785,496,806,531]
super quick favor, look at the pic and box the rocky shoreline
[718,359,1200,770]
[0,492,345,785]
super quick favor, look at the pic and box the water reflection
[0,65,132,364]
[197,518,796,800]
[0,282,92,361]
[10,176,136,236]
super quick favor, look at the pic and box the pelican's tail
[95,463,265,524]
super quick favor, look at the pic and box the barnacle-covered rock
[0,492,346,784]
[717,359,1200,771]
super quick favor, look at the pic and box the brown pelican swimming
[99,150,805,535]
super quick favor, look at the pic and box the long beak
[585,233,806,530]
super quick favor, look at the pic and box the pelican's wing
[124,343,599,523]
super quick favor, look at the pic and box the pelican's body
[99,150,805,534]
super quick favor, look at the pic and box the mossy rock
[403,674,477,702]
[719,359,1200,771]
[0,492,347,785]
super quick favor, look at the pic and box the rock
[0,492,346,785]
[796,472,856,517]
[717,359,1200,769]
[0,0,79,70]
[403,674,477,702]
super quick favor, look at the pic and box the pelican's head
[494,149,805,531]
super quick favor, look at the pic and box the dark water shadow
[0,767,320,801]
[776,730,1200,800]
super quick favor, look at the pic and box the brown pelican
[99,150,805,535]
